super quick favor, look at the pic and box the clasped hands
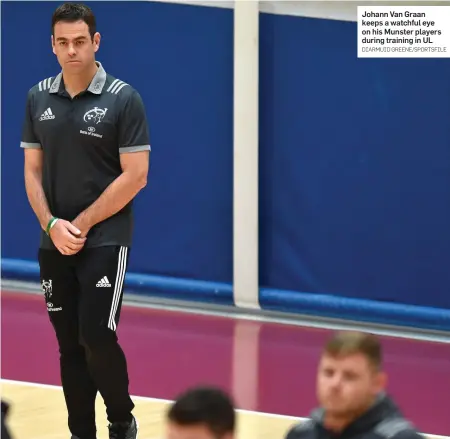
[48,215,90,256]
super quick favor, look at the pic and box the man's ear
[93,32,101,53]
[373,370,388,394]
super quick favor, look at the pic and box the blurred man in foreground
[1,401,13,439]
[165,386,235,439]
[286,331,425,439]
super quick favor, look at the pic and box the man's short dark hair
[167,386,235,437]
[323,331,382,370]
[51,3,96,38]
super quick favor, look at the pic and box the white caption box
[357,6,450,58]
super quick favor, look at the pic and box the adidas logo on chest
[39,107,55,121]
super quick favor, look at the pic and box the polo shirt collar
[49,61,107,95]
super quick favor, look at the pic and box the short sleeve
[20,91,41,149]
[118,89,150,153]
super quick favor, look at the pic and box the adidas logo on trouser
[96,276,111,287]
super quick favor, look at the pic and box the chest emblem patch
[83,107,108,124]
[80,107,108,139]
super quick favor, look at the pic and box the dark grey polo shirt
[21,61,150,250]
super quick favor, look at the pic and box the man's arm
[21,91,52,231]
[21,90,85,254]
[24,148,86,254]
[73,150,149,235]
[72,88,150,235]
[24,149,52,231]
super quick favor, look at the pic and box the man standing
[21,3,150,439]
[165,386,236,439]
[285,331,425,439]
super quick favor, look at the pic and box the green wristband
[46,216,59,235]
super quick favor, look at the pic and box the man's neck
[323,413,355,433]
[63,62,98,97]
[323,400,375,434]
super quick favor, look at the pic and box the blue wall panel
[1,1,234,284]
[259,13,450,310]
[2,2,450,328]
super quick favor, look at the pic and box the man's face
[166,422,233,439]
[52,20,100,72]
[317,353,386,417]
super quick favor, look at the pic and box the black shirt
[21,61,150,249]
[285,394,425,439]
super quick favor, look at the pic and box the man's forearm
[24,169,52,231]
[75,171,146,230]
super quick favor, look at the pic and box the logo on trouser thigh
[46,301,62,312]
[41,279,62,312]
[96,276,112,287]
[41,279,52,298]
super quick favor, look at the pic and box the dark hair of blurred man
[166,386,236,439]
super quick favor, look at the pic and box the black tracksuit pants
[38,245,134,439]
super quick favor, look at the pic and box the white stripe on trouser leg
[113,248,128,330]
[108,246,127,330]
[108,246,128,331]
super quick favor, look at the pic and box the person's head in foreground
[166,386,235,439]
[51,3,100,74]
